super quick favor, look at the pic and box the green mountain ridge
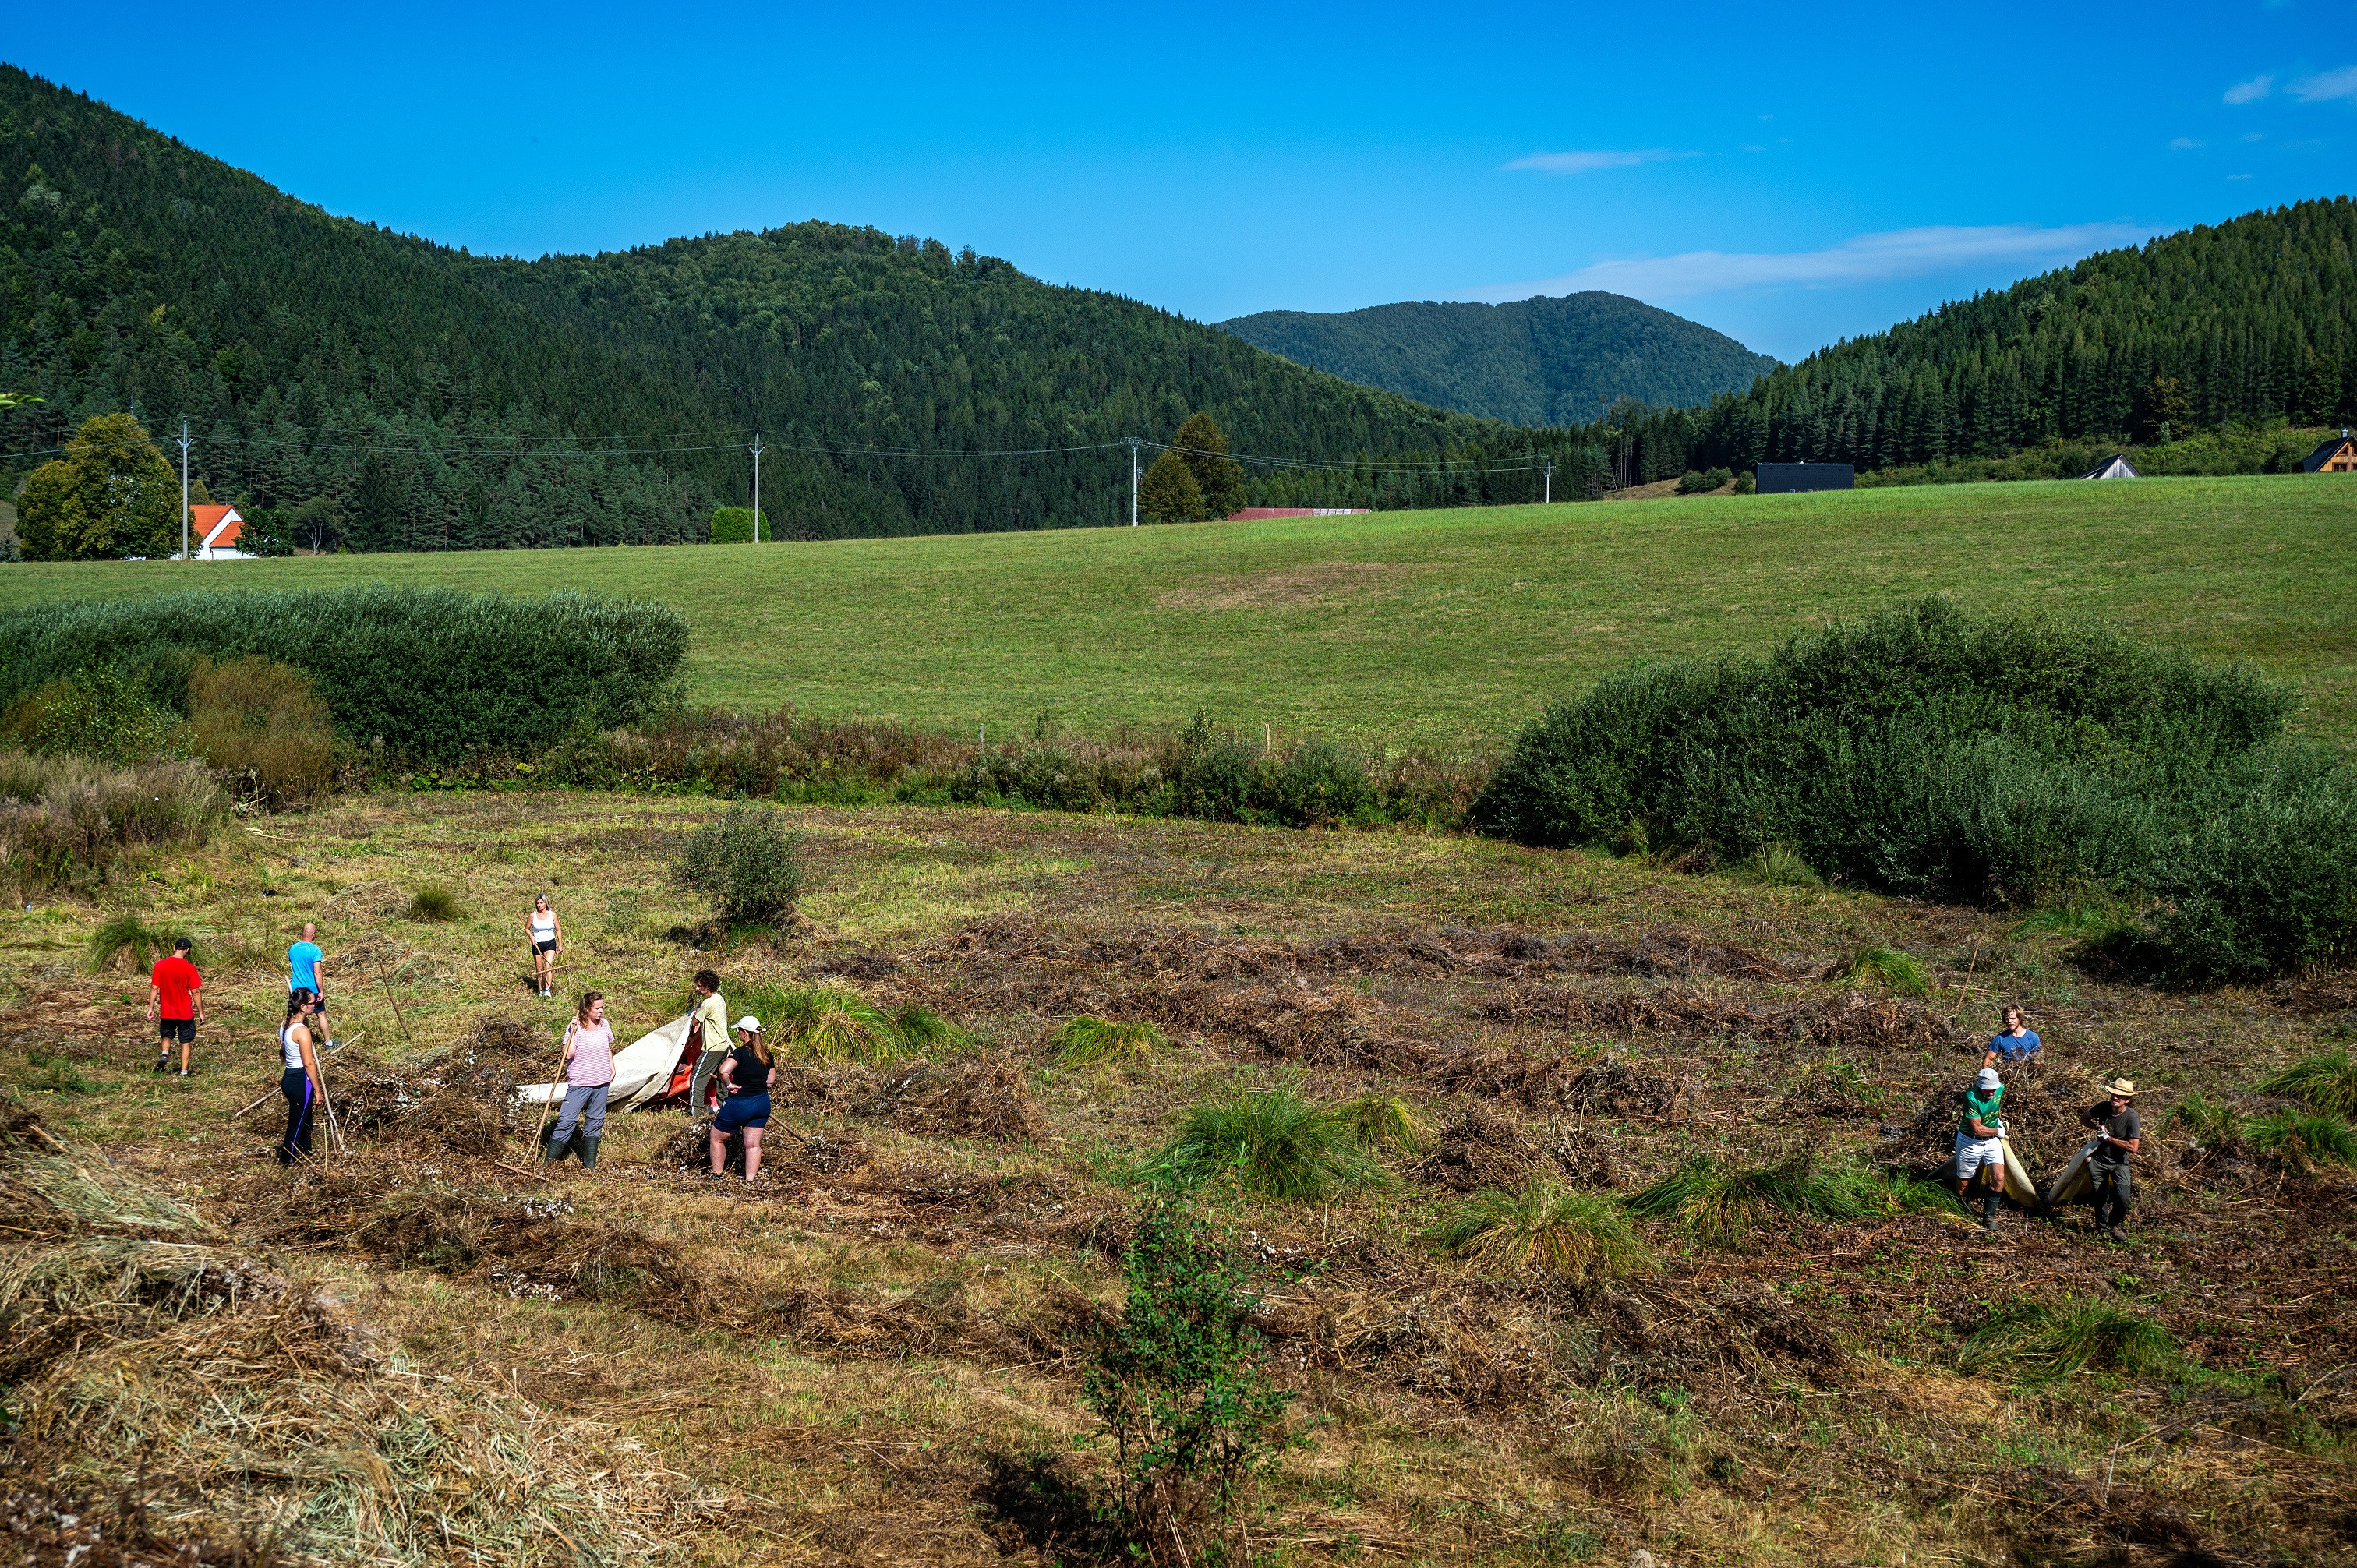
[1217,291,1780,426]
[0,65,1588,551]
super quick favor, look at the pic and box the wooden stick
[530,1026,571,1153]
[231,1032,362,1122]
[380,969,412,1041]
[311,1045,347,1156]
[1950,934,1982,1020]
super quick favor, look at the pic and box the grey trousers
[553,1083,609,1141]
[2091,1161,2133,1227]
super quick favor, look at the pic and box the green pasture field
[3,473,2352,754]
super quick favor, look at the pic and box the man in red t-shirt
[149,937,206,1077]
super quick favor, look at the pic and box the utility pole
[748,431,763,543]
[1126,438,1140,526]
[1543,457,1553,505]
[177,419,192,560]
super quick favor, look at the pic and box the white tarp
[518,1013,696,1110]
[2042,1137,2105,1210]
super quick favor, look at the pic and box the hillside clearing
[2,475,2352,755]
[3,791,2351,1564]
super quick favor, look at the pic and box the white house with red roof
[181,503,256,560]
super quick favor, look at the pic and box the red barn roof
[189,503,243,549]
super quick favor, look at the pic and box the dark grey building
[1755,462,1855,494]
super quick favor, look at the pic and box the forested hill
[1610,197,2357,480]
[1218,292,1779,426]
[0,66,1581,549]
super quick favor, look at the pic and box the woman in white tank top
[277,989,320,1165]
[525,894,563,998]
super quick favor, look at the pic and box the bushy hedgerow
[0,587,686,764]
[1473,597,2354,980]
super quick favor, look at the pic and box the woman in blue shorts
[709,1015,776,1182]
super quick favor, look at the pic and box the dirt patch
[1156,561,1431,611]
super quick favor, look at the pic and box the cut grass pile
[1,476,2349,754]
[1437,1181,1651,1282]
[1967,1299,2182,1382]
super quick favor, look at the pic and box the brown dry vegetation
[2,792,2352,1566]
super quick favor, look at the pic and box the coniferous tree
[1171,411,1246,520]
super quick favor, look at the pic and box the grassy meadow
[5,792,2352,1565]
[2,472,2353,754]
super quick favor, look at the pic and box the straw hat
[2102,1076,2136,1098]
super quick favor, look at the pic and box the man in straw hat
[2080,1077,2141,1241]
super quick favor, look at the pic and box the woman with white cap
[1954,1065,2009,1231]
[709,1014,776,1183]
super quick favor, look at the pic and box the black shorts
[159,1016,195,1045]
[533,939,557,955]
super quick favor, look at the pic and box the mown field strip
[3,474,2351,751]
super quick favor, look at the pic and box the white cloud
[2289,65,2357,102]
[1503,148,1689,174]
[2224,74,2274,104]
[2169,136,2203,148]
[1475,221,2156,303]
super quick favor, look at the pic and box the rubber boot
[542,1131,572,1164]
[578,1135,600,1170]
[1979,1191,2001,1231]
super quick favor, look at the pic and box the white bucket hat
[1974,1068,2002,1091]
[733,1015,762,1034]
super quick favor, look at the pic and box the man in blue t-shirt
[289,922,329,1042]
[1982,1005,2041,1068]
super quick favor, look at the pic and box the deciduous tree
[1138,450,1204,524]
[16,413,178,560]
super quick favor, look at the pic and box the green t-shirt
[1960,1086,2003,1139]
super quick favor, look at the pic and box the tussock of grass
[1732,842,1822,888]
[1967,1299,2179,1381]
[769,983,899,1065]
[1834,945,1930,996]
[1051,1015,1165,1068]
[2012,899,2128,939]
[87,914,192,973]
[2164,1090,2246,1153]
[407,885,461,922]
[1333,1093,1423,1156]
[892,1005,968,1055]
[1437,1181,1650,1281]
[2247,1110,2357,1171]
[2255,1050,2357,1117]
[1157,1086,1381,1202]
[1630,1149,1866,1242]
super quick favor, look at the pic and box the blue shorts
[714,1093,771,1132]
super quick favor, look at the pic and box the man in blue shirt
[1983,1005,2041,1068]
[289,922,329,1043]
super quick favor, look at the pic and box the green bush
[671,803,804,927]
[0,586,687,765]
[1732,471,1757,495]
[1473,597,2349,981]
[0,751,224,895]
[709,506,756,544]
[2254,1051,2357,1117]
[1438,1181,1650,1281]
[1674,470,1710,495]
[0,667,182,765]
[1080,1195,1295,1563]
[187,656,337,807]
[1156,1086,1383,1202]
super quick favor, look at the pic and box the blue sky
[5,1,2351,359]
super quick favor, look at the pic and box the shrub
[1473,596,2349,980]
[1967,1299,2179,1381]
[186,656,337,807]
[1160,715,1377,828]
[767,983,899,1064]
[709,506,756,544]
[1630,1148,1865,1242]
[1438,1181,1651,1281]
[0,586,687,765]
[407,886,461,922]
[1053,1016,1165,1067]
[1262,737,1371,826]
[2254,1051,2357,1117]
[1674,470,1710,495]
[0,751,224,895]
[1835,945,1930,996]
[672,804,804,927]
[1080,1195,1295,1563]
[0,667,182,765]
[1157,1086,1382,1202]
[1732,471,1757,495]
[2247,1110,2357,1172]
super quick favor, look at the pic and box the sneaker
[154,1054,169,1074]
[178,1068,189,1079]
